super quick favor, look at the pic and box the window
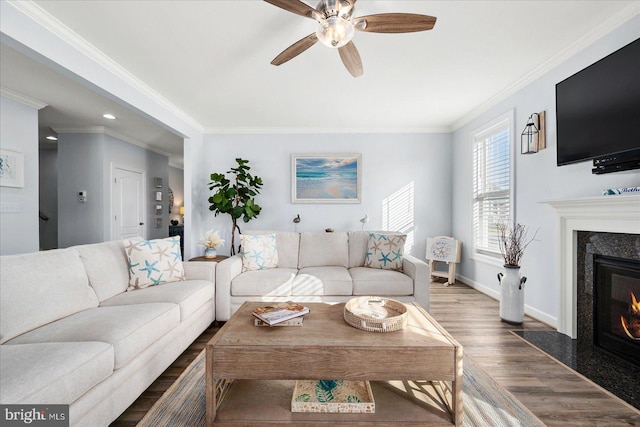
[472,111,514,259]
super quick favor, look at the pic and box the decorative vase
[497,265,527,324]
[204,247,217,259]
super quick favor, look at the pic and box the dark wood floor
[111,281,640,426]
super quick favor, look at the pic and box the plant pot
[204,247,218,259]
[497,265,526,324]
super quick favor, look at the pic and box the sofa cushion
[125,237,185,290]
[350,267,414,296]
[243,231,300,269]
[73,239,132,301]
[0,248,99,345]
[7,303,180,369]
[365,233,406,271]
[240,233,278,272]
[100,280,214,320]
[231,268,296,296]
[0,342,114,404]
[348,231,370,268]
[298,232,349,268]
[293,267,353,296]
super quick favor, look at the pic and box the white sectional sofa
[215,231,430,321]
[0,239,216,426]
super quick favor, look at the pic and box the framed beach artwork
[0,149,25,188]
[291,153,362,204]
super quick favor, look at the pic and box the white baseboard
[455,274,557,328]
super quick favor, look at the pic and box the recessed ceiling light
[46,136,58,141]
[103,113,116,120]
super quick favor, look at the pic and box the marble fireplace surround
[545,195,640,338]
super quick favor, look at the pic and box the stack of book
[252,301,310,327]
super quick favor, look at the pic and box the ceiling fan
[264,0,437,77]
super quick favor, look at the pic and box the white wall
[197,133,452,258]
[0,96,40,255]
[451,19,640,326]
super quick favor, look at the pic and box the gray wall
[57,131,169,247]
[0,96,40,255]
[168,165,184,224]
[38,148,58,249]
[197,133,453,257]
[451,19,640,325]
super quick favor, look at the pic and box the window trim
[469,109,515,266]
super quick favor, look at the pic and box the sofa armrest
[215,255,243,321]
[402,254,430,311]
[183,261,216,283]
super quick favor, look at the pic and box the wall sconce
[521,111,546,154]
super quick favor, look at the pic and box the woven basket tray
[343,296,408,332]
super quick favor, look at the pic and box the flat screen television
[555,38,640,168]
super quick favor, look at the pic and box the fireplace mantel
[544,195,640,338]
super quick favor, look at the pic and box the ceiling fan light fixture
[316,16,354,48]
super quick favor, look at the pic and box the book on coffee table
[254,316,304,327]
[251,302,310,326]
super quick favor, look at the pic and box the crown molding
[451,2,640,131]
[7,0,204,134]
[53,126,173,158]
[0,86,48,109]
[203,126,453,135]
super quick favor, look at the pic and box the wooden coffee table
[206,301,463,426]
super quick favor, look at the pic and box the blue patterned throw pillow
[125,236,185,290]
[240,234,278,272]
[364,233,406,271]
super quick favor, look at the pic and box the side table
[188,255,229,262]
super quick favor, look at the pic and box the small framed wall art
[155,191,163,201]
[154,177,163,188]
[291,153,362,204]
[0,149,25,188]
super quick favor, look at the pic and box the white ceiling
[1,1,638,165]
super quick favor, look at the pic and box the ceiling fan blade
[353,13,436,33]
[338,41,363,77]
[271,33,318,66]
[264,0,321,20]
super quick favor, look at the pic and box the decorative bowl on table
[343,296,408,333]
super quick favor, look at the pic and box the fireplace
[594,255,640,365]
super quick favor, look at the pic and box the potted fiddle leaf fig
[208,158,263,255]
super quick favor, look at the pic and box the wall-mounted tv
[555,38,640,170]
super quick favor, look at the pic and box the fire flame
[620,291,640,340]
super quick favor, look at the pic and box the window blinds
[473,123,511,256]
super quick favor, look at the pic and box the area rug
[138,350,544,426]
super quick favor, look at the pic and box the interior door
[112,166,144,240]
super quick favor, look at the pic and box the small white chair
[425,236,462,286]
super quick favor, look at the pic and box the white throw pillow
[240,233,279,272]
[364,233,406,271]
[125,236,185,290]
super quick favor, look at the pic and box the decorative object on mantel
[425,236,461,286]
[199,230,225,259]
[521,111,546,154]
[496,222,539,324]
[603,186,640,195]
[208,158,263,255]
